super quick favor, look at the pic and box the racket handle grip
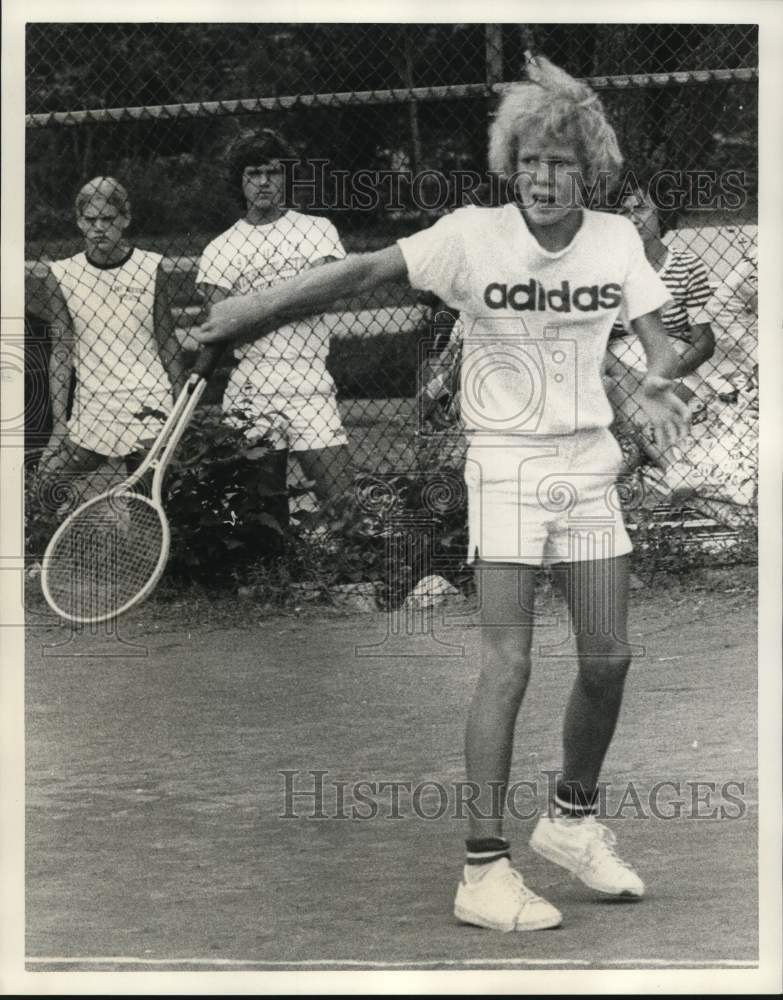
[192,343,227,380]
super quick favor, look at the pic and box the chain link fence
[22,23,758,601]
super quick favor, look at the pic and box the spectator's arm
[674,255,715,377]
[153,264,187,396]
[673,322,715,378]
[40,269,75,433]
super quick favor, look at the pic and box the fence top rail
[26,67,758,128]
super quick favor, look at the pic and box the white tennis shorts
[464,428,633,566]
[223,366,348,452]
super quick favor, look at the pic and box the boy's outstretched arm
[630,309,691,448]
[194,246,408,345]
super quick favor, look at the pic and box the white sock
[464,857,509,883]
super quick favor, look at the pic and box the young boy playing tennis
[196,57,688,932]
[197,130,352,518]
[36,177,185,505]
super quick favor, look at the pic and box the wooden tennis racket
[41,345,224,624]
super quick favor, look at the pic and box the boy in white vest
[37,177,185,506]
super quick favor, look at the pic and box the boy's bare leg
[465,561,538,839]
[529,554,644,897]
[551,554,632,797]
[454,560,563,933]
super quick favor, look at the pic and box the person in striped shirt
[606,185,715,387]
[603,186,715,473]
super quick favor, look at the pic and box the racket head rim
[41,490,171,625]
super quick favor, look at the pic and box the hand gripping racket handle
[192,342,228,382]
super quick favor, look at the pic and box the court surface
[25,570,758,972]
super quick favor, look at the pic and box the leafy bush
[622,493,758,584]
[25,417,756,609]
[164,409,292,585]
[264,469,471,608]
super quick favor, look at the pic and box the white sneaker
[530,815,645,897]
[454,858,562,932]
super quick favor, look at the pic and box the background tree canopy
[25,23,757,248]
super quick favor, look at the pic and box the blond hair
[75,176,130,217]
[488,55,623,190]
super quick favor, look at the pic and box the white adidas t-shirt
[197,211,345,387]
[49,248,171,399]
[398,205,671,436]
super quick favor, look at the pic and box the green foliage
[285,499,387,596]
[24,461,56,559]
[163,409,292,585]
[25,24,758,246]
[624,504,758,585]
[24,437,756,608]
[374,470,470,608]
[254,468,472,608]
[108,155,237,239]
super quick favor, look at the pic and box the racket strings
[44,493,166,621]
